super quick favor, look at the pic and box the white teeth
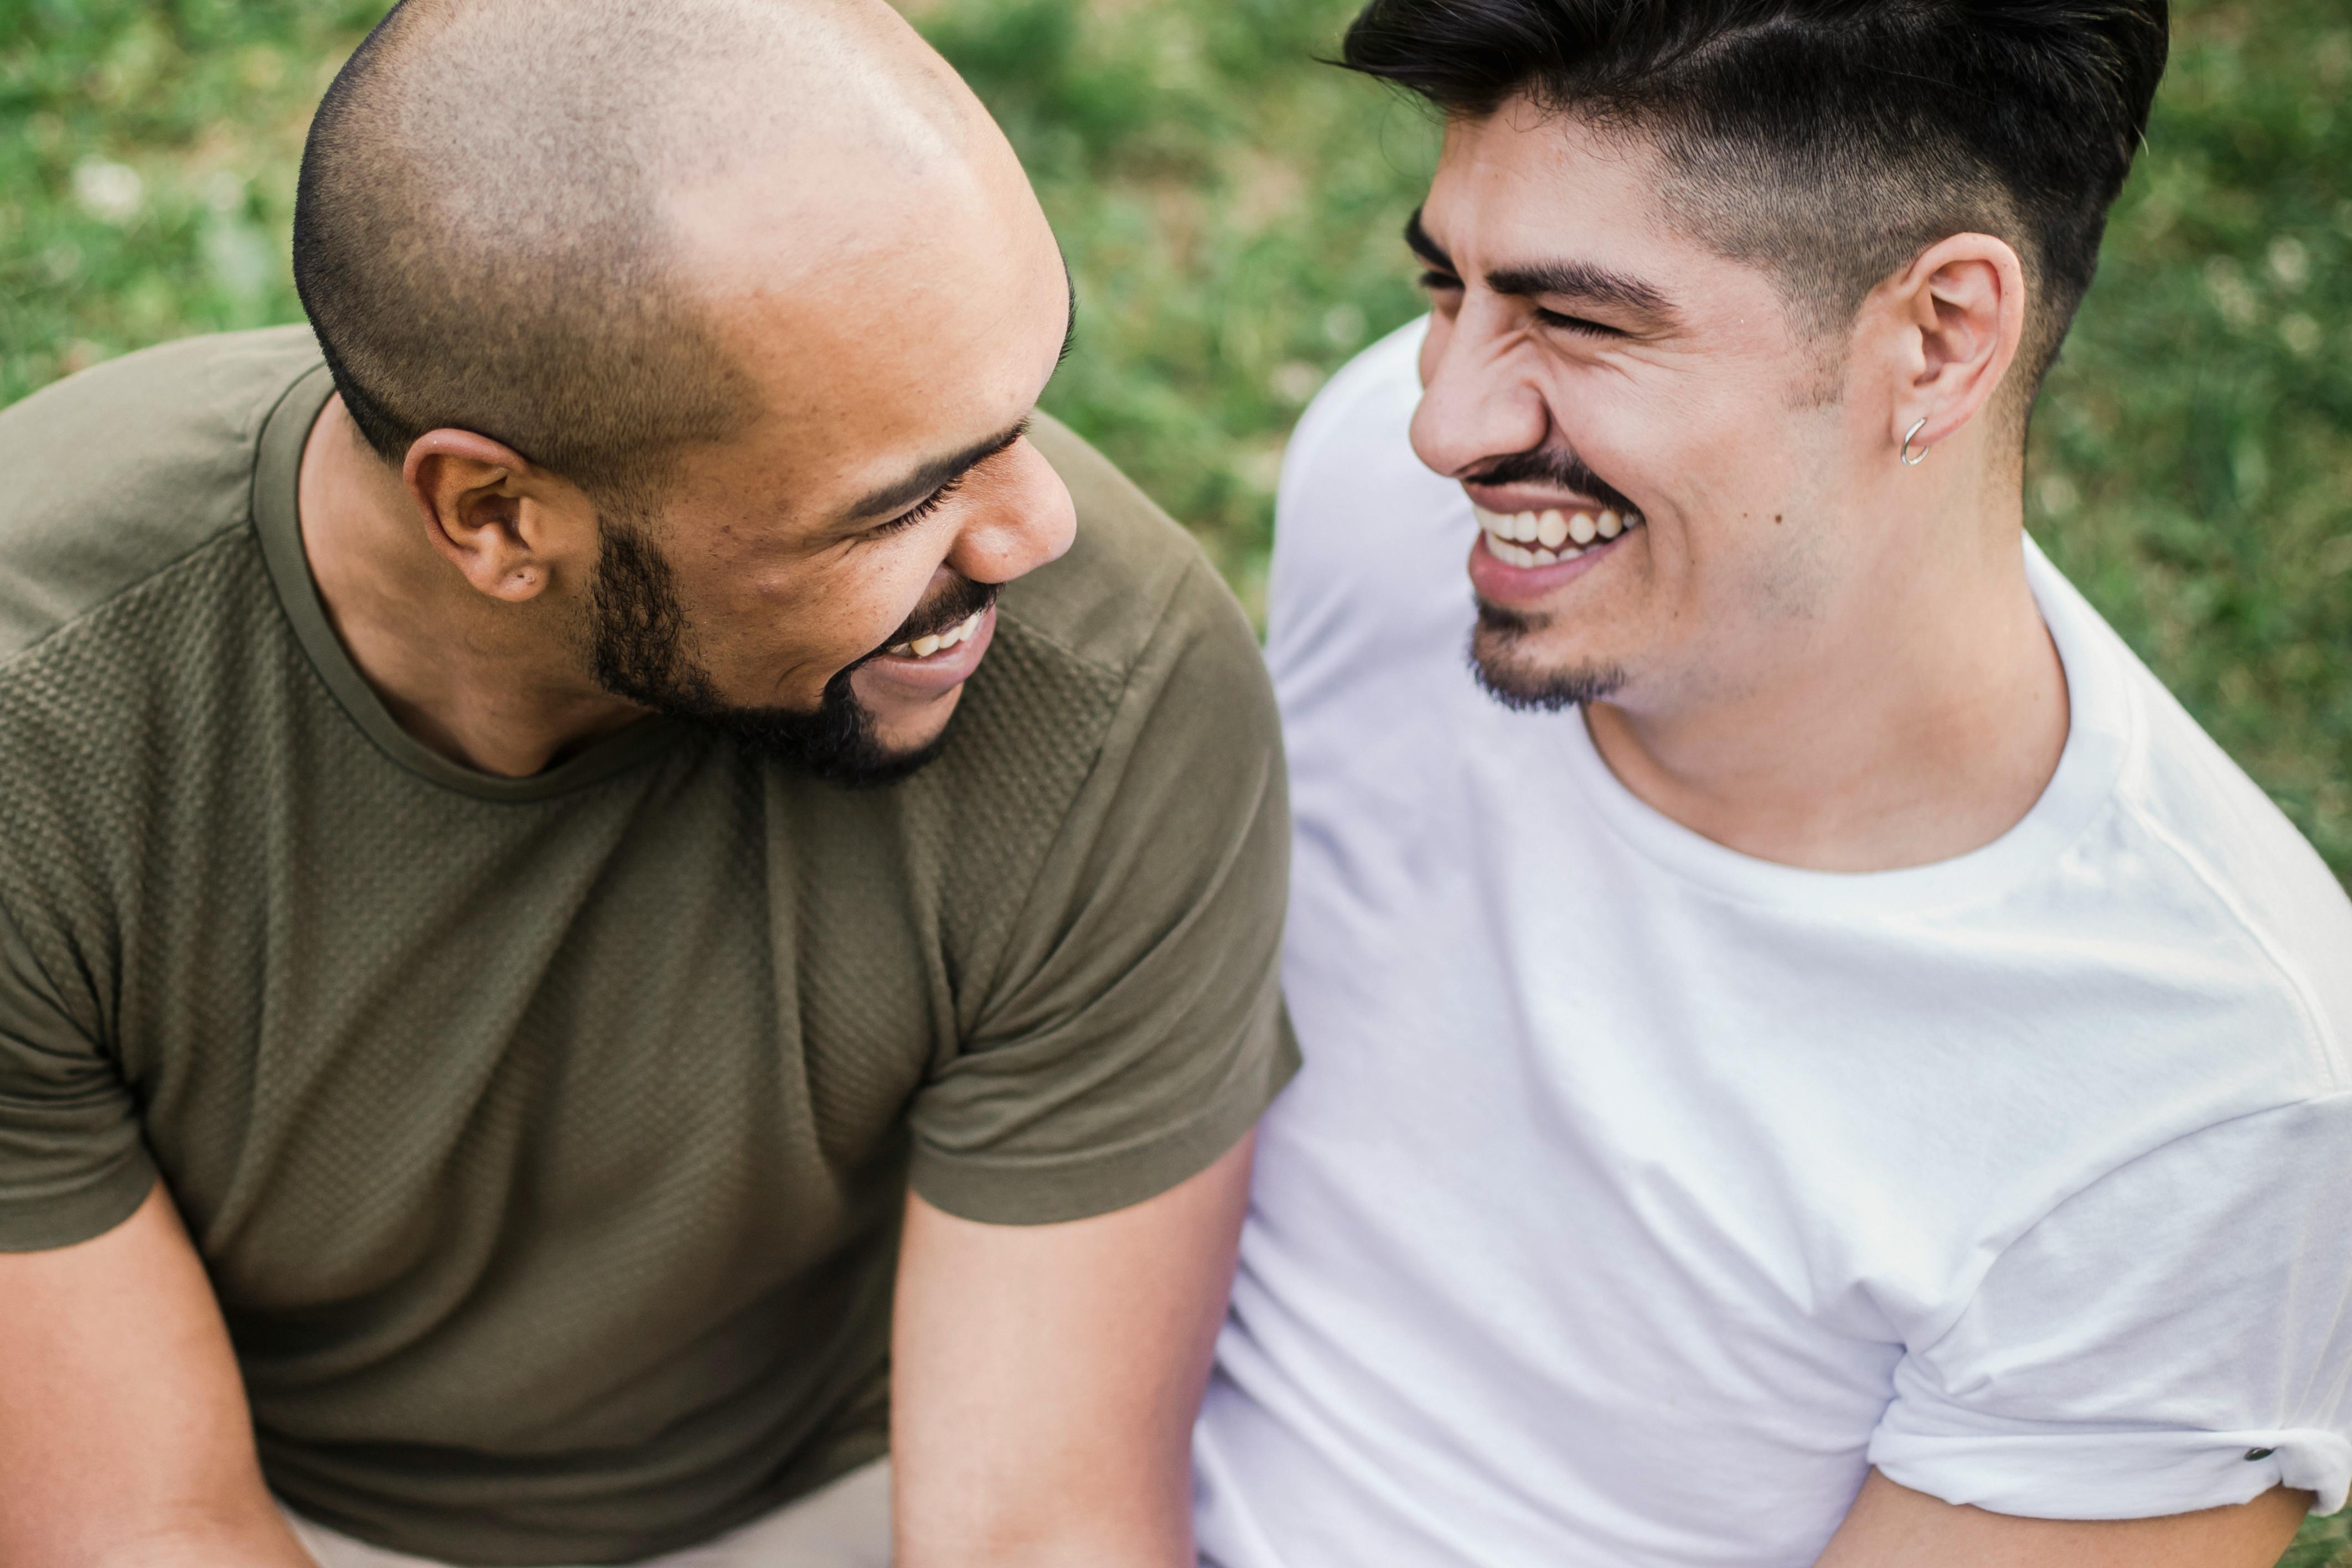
[1476,500,1645,569]
[893,609,985,661]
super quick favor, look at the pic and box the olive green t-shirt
[0,328,1295,1566]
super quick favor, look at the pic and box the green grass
[2,3,2348,1550]
[7,0,2342,884]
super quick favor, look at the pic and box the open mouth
[885,609,986,661]
[1474,504,1646,569]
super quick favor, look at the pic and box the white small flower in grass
[1269,360,1325,405]
[73,157,144,224]
[2204,257,2258,329]
[2268,236,2310,290]
[203,170,250,216]
[2038,475,2080,518]
[1237,442,1286,495]
[2281,313,2322,358]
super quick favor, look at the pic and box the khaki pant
[285,1461,892,1568]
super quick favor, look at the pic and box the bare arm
[0,1182,314,1567]
[1815,1468,2310,1568]
[891,1132,1255,1568]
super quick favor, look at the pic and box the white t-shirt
[1193,320,2352,1567]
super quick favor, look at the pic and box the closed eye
[871,471,969,537]
[1419,269,1463,293]
[1534,306,1627,339]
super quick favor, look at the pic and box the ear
[401,431,594,604]
[1884,232,2028,460]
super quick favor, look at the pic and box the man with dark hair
[1195,3,2352,1565]
[0,2,1293,1565]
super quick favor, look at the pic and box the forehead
[666,144,1068,509]
[1424,106,1789,325]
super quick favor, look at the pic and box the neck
[296,396,647,778]
[1585,483,2069,874]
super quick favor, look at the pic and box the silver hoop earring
[1900,418,1931,467]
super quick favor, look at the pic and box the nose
[945,437,1078,587]
[1409,308,1550,481]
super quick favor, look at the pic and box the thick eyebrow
[846,416,1031,523]
[1404,206,1455,275]
[1487,258,1679,322]
[1407,205,1681,324]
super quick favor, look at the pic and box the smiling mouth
[1473,503,1646,568]
[884,609,986,661]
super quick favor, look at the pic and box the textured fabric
[286,1463,890,1568]
[0,328,1295,1566]
[1193,320,2352,1567]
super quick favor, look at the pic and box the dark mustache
[880,573,999,651]
[1465,448,1640,517]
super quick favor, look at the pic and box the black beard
[586,521,991,787]
[1462,444,1638,712]
[1468,604,1628,713]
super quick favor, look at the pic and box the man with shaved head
[0,3,1292,1565]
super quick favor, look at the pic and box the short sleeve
[1870,1094,2352,1519]
[0,899,155,1251]
[907,561,1297,1225]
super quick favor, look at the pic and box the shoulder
[932,416,1278,830]
[1010,413,1268,717]
[0,327,322,663]
[907,418,1287,1027]
[1263,318,1477,752]
[2031,546,2352,1098]
[1270,316,1459,607]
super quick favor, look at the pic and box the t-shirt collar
[250,359,687,802]
[1544,537,2137,918]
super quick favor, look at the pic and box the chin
[862,687,965,756]
[1469,616,1630,715]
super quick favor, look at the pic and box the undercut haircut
[1341,0,2169,395]
[293,0,787,511]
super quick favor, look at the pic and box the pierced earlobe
[1900,418,1932,467]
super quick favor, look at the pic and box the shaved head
[290,0,1074,787]
[293,0,974,510]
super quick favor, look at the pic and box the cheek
[711,553,919,672]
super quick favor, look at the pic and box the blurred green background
[0,0,2346,1558]
[3,0,2348,885]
